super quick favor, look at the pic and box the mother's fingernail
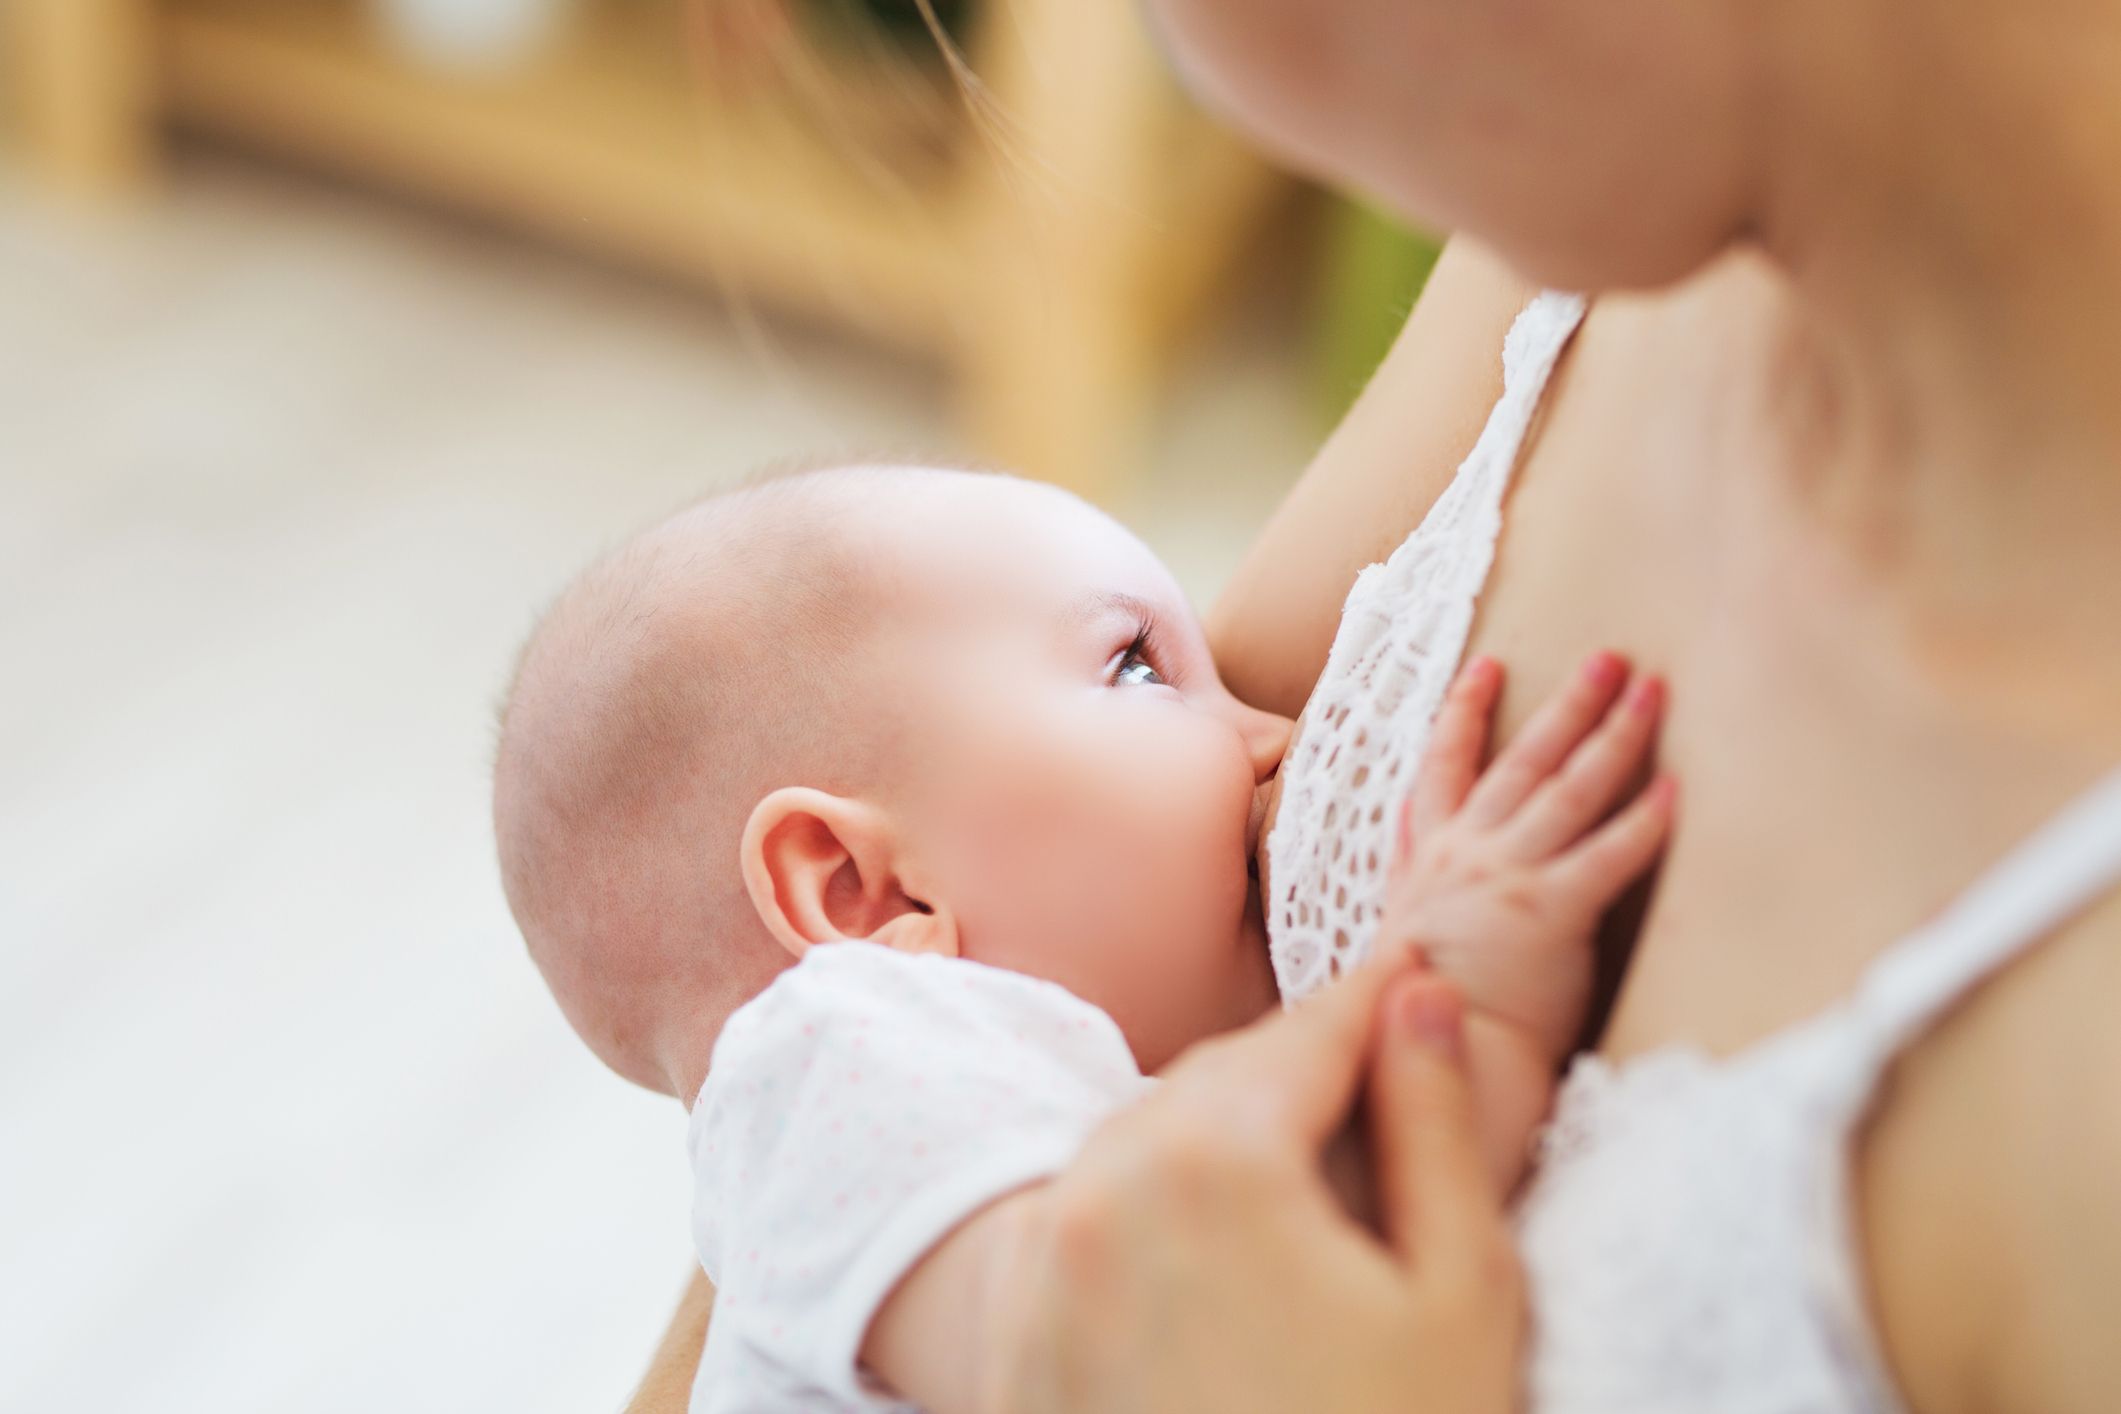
[1377,937,1430,973]
[1396,983,1463,1063]
[1582,651,1626,688]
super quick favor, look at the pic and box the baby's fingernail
[1397,984,1464,1063]
[1628,674,1665,714]
[1582,651,1625,688]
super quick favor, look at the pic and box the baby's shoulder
[689,944,1153,1290]
[702,945,1148,1121]
[726,945,1124,1049]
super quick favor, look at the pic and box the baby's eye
[1114,654,1165,688]
[1107,618,1174,689]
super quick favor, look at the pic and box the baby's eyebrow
[1058,590,1159,634]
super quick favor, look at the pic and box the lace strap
[1839,768,2121,1077]
[1412,288,1585,583]
[1323,289,1584,662]
[1265,291,1586,1004]
[1494,292,1587,448]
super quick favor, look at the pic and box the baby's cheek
[945,770,1115,934]
[932,719,1248,1010]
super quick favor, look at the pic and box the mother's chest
[1453,294,1868,1058]
[1458,311,1723,765]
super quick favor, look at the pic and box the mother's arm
[623,1270,712,1414]
[1208,237,1534,716]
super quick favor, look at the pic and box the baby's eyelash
[1119,614,1174,682]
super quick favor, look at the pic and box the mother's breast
[1460,256,1798,1050]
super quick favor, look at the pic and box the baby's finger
[1505,673,1664,859]
[1460,651,1629,828]
[1408,657,1504,838]
[1551,774,1678,905]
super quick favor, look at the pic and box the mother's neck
[1744,0,2121,725]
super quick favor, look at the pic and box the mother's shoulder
[1855,889,2121,1414]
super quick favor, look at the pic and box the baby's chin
[1230,865,1282,1021]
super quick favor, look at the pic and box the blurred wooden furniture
[2,0,1289,496]
[4,0,153,193]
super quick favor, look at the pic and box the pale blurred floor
[0,150,1316,1413]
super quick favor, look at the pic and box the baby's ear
[739,787,958,961]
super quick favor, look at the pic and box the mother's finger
[1185,939,1428,1147]
[1366,975,1507,1275]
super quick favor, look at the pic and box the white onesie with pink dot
[687,941,1151,1413]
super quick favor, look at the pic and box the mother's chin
[1142,0,1757,297]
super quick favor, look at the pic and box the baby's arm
[692,947,1149,1414]
[863,1189,1039,1414]
[1379,651,1674,1193]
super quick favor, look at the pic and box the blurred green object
[1314,197,1444,423]
[805,0,974,47]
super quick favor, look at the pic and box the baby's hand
[1381,651,1674,1065]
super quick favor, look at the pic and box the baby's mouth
[1247,768,1281,900]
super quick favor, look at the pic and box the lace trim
[1266,293,1587,1003]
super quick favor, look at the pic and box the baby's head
[494,465,1291,1101]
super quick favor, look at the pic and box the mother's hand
[988,953,1525,1414]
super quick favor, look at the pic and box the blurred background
[0,1,1436,1408]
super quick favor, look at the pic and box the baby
[492,463,1670,1413]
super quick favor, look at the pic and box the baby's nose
[1242,705,1296,785]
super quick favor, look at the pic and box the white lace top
[1266,292,2121,1412]
[1265,291,1588,1002]
[1519,767,2121,1412]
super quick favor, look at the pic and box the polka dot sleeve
[687,943,1153,1412]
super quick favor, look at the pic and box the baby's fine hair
[491,462,963,1094]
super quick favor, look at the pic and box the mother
[637,0,2121,1406]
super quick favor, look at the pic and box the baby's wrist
[1389,925,1587,1069]
[1457,1011,1563,1193]
[1466,1006,1565,1076]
